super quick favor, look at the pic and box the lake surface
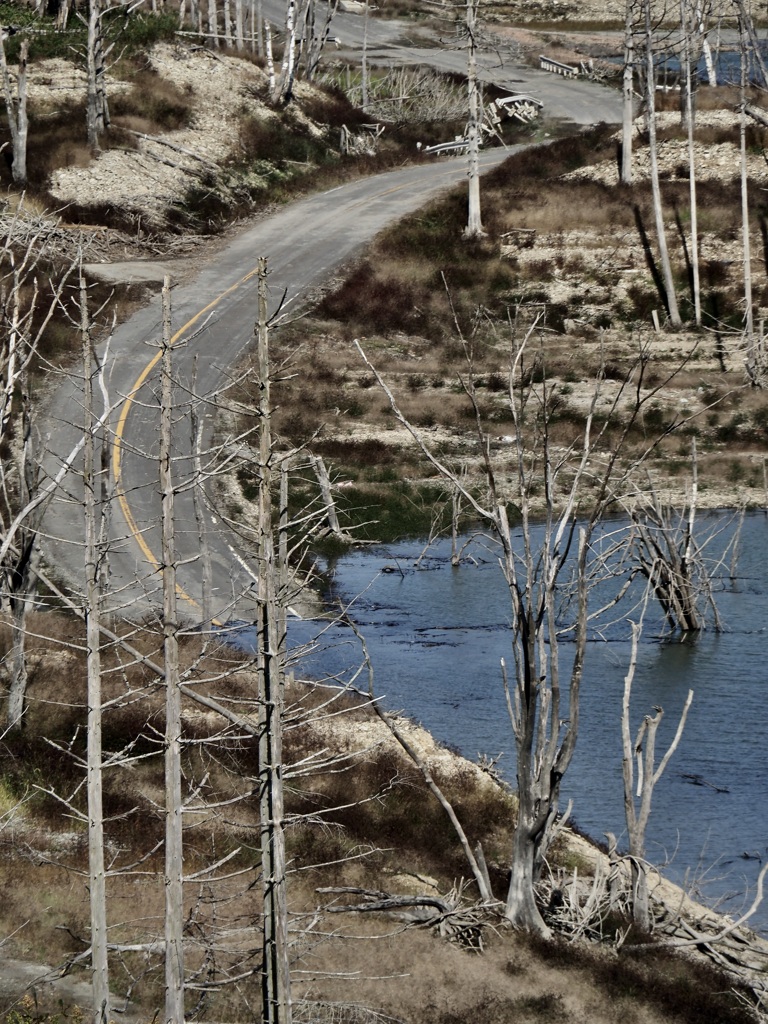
[288,511,768,933]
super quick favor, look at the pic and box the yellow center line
[112,267,259,619]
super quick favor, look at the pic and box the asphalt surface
[40,33,623,625]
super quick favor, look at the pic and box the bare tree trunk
[311,454,342,538]
[502,524,589,938]
[464,0,485,239]
[86,0,109,154]
[160,278,185,1024]
[303,0,338,81]
[6,599,28,730]
[682,0,701,324]
[57,0,72,29]
[208,0,220,47]
[223,0,233,46]
[0,37,29,186]
[361,0,369,107]
[696,2,716,85]
[506,813,547,933]
[622,0,636,184]
[255,258,291,1024]
[190,356,212,631]
[644,0,682,327]
[266,22,276,92]
[255,0,263,55]
[271,0,298,104]
[739,12,756,380]
[6,368,36,731]
[82,278,110,1024]
[679,0,696,131]
[235,0,244,47]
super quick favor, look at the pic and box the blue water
[287,512,768,931]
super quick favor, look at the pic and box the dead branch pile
[0,204,209,264]
[317,885,490,951]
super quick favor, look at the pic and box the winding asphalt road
[41,27,623,624]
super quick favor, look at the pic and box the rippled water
[288,512,768,932]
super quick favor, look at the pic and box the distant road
[41,28,622,622]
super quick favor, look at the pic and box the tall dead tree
[255,258,292,1024]
[81,278,110,1024]
[738,7,757,381]
[159,277,185,1024]
[696,0,717,85]
[681,0,702,324]
[85,0,110,153]
[622,0,637,184]
[464,0,485,239]
[0,37,29,186]
[644,0,682,327]
[269,0,298,104]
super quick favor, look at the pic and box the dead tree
[85,0,111,153]
[269,0,298,103]
[255,257,292,1024]
[696,0,717,86]
[622,0,638,184]
[81,278,110,1024]
[301,0,339,82]
[643,0,682,327]
[680,0,702,324]
[738,8,758,382]
[158,277,185,1024]
[622,620,693,931]
[464,0,485,239]
[356,320,624,938]
[626,442,723,634]
[0,36,29,186]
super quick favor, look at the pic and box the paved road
[41,42,622,624]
